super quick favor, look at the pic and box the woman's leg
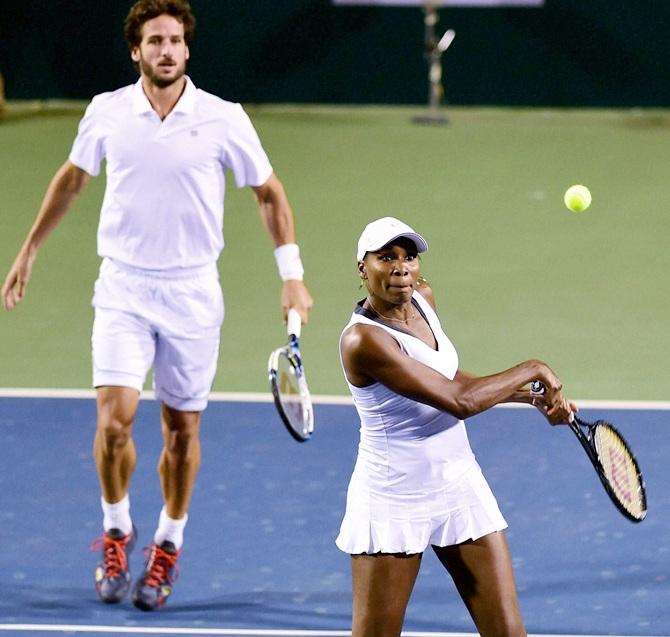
[351,552,422,637]
[433,531,526,637]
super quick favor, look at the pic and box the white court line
[0,627,661,637]
[0,388,669,411]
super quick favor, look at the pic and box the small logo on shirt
[190,129,199,137]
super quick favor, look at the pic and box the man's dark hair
[124,0,196,49]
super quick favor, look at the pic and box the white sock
[101,494,132,536]
[154,506,188,550]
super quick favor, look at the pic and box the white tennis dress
[336,291,507,555]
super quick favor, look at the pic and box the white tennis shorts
[91,258,224,411]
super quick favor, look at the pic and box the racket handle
[287,308,302,338]
[530,380,575,422]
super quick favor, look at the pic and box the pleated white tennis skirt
[336,461,507,555]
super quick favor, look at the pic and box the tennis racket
[530,381,647,523]
[268,308,314,442]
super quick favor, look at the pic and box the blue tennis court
[0,396,668,635]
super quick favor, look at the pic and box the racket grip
[287,308,302,338]
[530,380,575,423]
[530,380,546,396]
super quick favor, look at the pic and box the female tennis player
[337,217,575,637]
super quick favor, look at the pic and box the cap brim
[358,232,428,261]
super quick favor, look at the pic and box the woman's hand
[531,391,578,425]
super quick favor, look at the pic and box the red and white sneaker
[131,541,180,611]
[92,526,137,603]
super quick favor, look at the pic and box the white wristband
[274,243,304,281]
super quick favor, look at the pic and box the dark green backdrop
[0,0,666,107]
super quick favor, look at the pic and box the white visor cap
[356,217,429,261]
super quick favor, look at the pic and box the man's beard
[139,57,186,89]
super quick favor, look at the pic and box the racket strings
[594,424,645,519]
[277,354,311,438]
[278,356,301,402]
[268,339,313,442]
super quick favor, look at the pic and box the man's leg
[93,385,141,604]
[132,404,202,611]
[130,266,222,611]
[94,386,140,504]
[158,403,202,520]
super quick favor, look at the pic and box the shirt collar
[131,75,197,116]
[173,76,196,114]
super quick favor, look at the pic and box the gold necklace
[367,298,416,324]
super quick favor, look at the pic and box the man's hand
[281,279,313,324]
[2,160,90,311]
[2,250,35,310]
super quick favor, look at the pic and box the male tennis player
[1,0,313,611]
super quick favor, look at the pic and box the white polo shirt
[69,77,273,270]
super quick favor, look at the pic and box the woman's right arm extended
[340,323,572,424]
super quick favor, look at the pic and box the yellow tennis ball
[564,184,592,212]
